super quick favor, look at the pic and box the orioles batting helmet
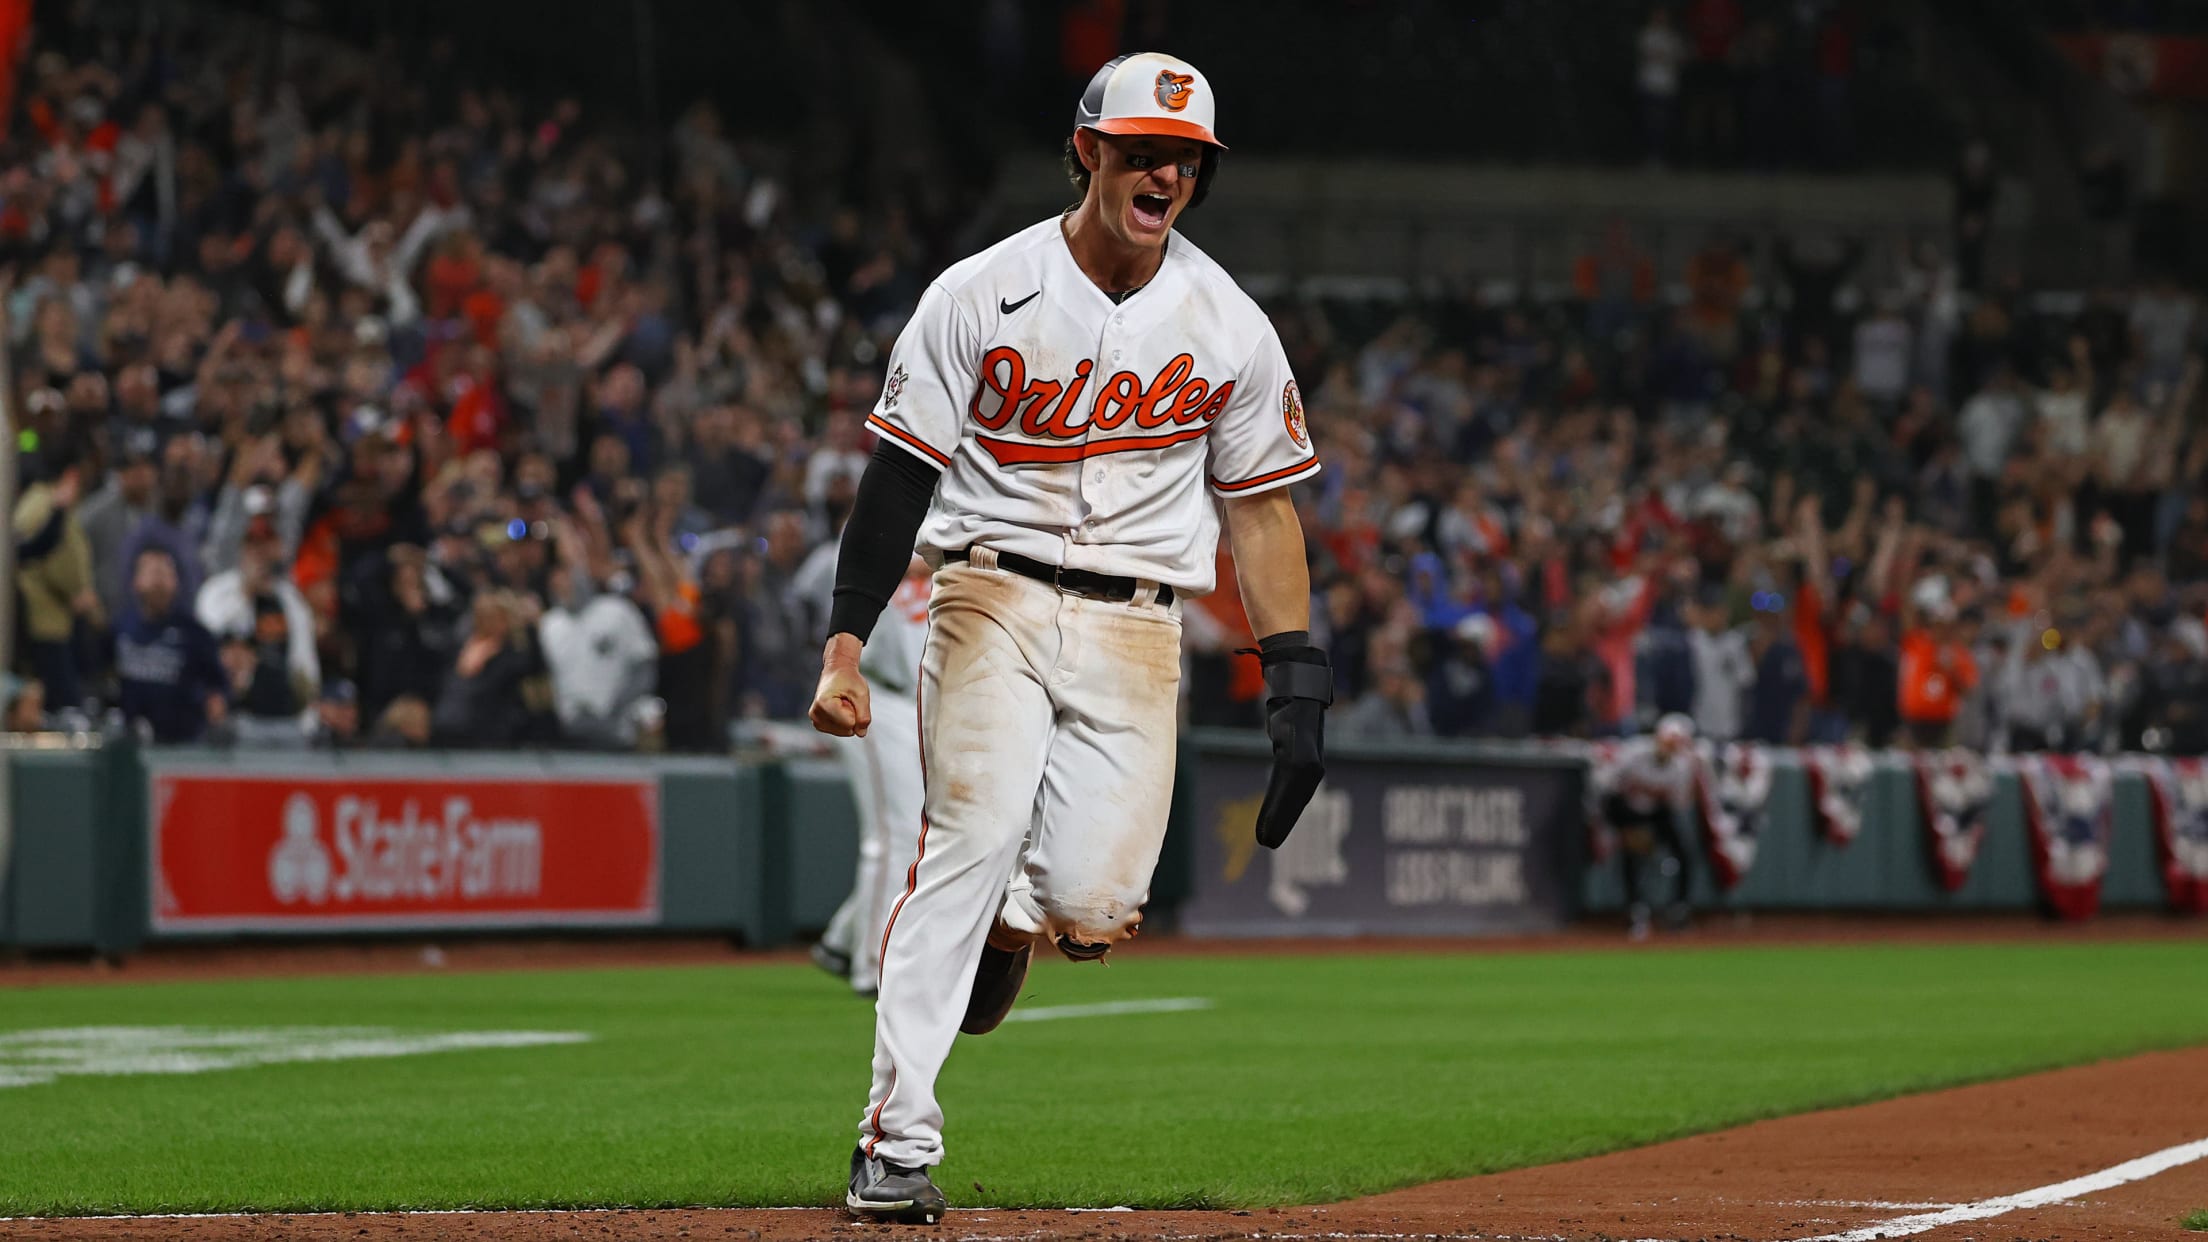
[1064,52,1224,211]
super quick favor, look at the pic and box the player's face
[1087,132,1203,249]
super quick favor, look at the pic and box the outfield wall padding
[0,742,2193,955]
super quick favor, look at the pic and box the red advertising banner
[150,771,660,932]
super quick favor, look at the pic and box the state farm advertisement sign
[150,772,660,932]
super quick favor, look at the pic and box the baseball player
[809,52,1332,1224]
[813,558,931,997]
[1593,713,1700,939]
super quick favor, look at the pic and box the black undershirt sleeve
[827,441,942,643]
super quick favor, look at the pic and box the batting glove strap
[1259,653,1333,705]
[1236,637,1335,706]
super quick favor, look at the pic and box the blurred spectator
[2036,338,2094,461]
[1334,662,1433,741]
[1837,608,1901,747]
[1898,598,1979,749]
[1425,616,1496,737]
[430,590,539,747]
[78,427,160,620]
[539,532,659,749]
[2138,619,2208,755]
[1994,621,2104,753]
[353,544,462,724]
[1959,365,2028,534]
[736,508,821,721]
[1852,295,1913,409]
[1742,610,1808,744]
[1532,622,1601,738]
[195,496,319,744]
[371,694,434,749]
[311,680,361,749]
[690,405,773,527]
[3,673,46,733]
[117,435,211,607]
[114,546,228,743]
[1686,593,1752,742]
[13,457,95,712]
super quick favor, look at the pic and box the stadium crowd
[6,9,2208,759]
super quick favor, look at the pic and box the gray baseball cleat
[846,1144,946,1224]
[810,941,852,981]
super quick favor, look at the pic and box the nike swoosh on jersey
[999,290,1041,314]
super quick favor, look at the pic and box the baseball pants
[859,558,1182,1168]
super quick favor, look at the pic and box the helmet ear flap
[1187,147,1220,211]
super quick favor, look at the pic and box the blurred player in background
[1598,713,1699,940]
[812,557,931,997]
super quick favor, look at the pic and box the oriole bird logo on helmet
[1153,70,1194,112]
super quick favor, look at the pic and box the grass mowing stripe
[0,941,2204,1215]
[999,997,1212,1022]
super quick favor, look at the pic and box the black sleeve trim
[827,440,941,643]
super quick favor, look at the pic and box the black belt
[945,548,1173,606]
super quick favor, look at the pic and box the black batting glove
[1240,631,1333,849]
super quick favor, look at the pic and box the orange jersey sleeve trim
[1211,456,1321,494]
[866,415,952,468]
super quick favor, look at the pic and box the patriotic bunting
[2136,757,2208,914]
[1912,749,1995,892]
[1805,744,1875,847]
[1694,741,1771,889]
[2016,753,2116,921]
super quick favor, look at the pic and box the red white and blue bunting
[1804,744,1875,847]
[2135,756,2208,915]
[1694,741,1771,889]
[2015,753,2116,921]
[1912,749,1995,892]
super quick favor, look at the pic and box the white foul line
[1000,998,1212,1023]
[1790,1135,2208,1242]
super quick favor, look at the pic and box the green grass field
[3,940,2207,1216]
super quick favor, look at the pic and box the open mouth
[1131,193,1171,230]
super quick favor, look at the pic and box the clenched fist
[809,633,873,737]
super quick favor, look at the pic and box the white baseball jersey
[867,216,1320,594]
[1597,737,1700,815]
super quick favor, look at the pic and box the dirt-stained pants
[858,556,1182,1168]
